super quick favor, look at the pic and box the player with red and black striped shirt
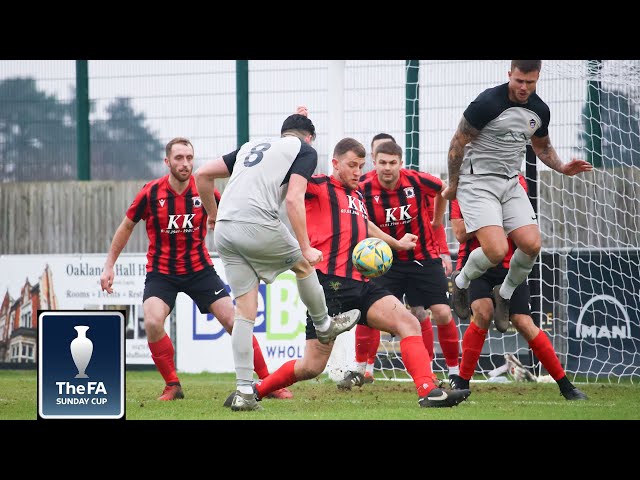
[448,174,587,400]
[100,137,287,401]
[341,138,459,389]
[340,141,459,390]
[251,136,470,408]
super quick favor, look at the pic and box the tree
[581,87,640,169]
[599,90,640,168]
[90,98,162,180]
[0,77,164,182]
[0,78,75,181]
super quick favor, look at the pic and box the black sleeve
[533,98,551,138]
[463,85,506,131]
[222,149,240,175]
[283,142,318,184]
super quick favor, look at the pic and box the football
[352,237,393,278]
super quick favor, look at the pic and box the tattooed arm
[442,116,480,200]
[531,135,593,176]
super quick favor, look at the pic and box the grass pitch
[1,369,639,420]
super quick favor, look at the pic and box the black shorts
[469,267,530,316]
[305,272,390,341]
[371,258,449,308]
[143,266,230,314]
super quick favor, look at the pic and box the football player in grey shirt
[442,60,592,332]
[195,107,360,411]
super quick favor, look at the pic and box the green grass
[3,369,640,420]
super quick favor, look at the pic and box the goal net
[245,60,639,384]
[324,60,640,384]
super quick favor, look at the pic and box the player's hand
[561,159,593,176]
[441,185,457,201]
[440,253,452,276]
[207,217,216,231]
[397,233,418,251]
[100,267,115,294]
[296,105,309,117]
[303,246,323,266]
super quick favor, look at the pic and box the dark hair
[333,137,366,158]
[166,137,193,157]
[374,140,402,159]
[371,133,396,148]
[281,114,316,140]
[511,60,542,74]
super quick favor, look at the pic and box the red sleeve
[214,188,222,205]
[126,185,149,223]
[449,199,462,221]
[306,175,324,196]
[435,225,449,254]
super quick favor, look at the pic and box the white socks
[457,248,498,289]
[232,316,255,393]
[500,248,537,299]
[297,270,330,332]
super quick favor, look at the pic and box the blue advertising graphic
[38,311,125,419]
[192,283,267,340]
[566,251,640,378]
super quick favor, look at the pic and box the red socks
[255,359,297,398]
[355,324,378,363]
[420,319,434,360]
[148,334,180,384]
[252,335,270,379]
[529,330,565,380]
[437,319,460,368]
[368,328,381,364]
[400,336,436,397]
[150,333,272,384]
[459,321,487,380]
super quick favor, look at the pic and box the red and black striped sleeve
[126,183,150,222]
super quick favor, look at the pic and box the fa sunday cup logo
[38,311,125,419]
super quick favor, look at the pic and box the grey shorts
[214,220,303,297]
[457,174,537,234]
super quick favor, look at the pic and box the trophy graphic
[70,326,93,378]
